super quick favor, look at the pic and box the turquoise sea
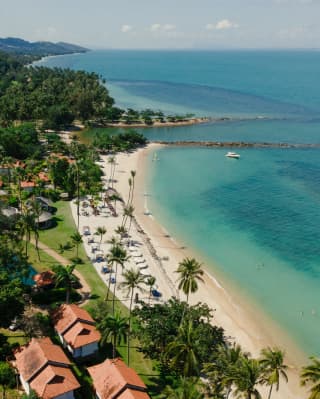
[37,50,320,357]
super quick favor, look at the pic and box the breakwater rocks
[154,141,320,149]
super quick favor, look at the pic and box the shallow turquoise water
[38,50,320,356]
[147,147,320,356]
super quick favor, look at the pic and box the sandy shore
[70,143,308,399]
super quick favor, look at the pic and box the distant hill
[0,37,88,56]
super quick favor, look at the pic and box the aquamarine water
[38,50,320,356]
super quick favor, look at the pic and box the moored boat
[225,151,240,159]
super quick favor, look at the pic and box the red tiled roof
[38,172,50,182]
[33,271,55,287]
[30,365,80,399]
[63,322,101,349]
[15,338,71,382]
[14,338,79,399]
[53,304,95,335]
[118,390,150,399]
[20,181,36,188]
[87,358,149,399]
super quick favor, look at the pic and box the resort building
[14,337,80,399]
[87,358,150,399]
[52,304,101,359]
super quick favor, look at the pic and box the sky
[1,0,320,49]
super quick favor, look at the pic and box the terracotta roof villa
[14,337,80,399]
[53,304,101,359]
[88,358,150,399]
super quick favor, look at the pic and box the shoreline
[132,143,307,399]
[69,143,308,398]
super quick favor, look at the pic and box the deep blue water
[38,50,320,356]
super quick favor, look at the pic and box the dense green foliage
[132,298,225,373]
[0,123,41,159]
[0,51,114,127]
[92,129,147,152]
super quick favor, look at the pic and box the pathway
[30,239,91,306]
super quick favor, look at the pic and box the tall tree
[146,276,156,304]
[301,357,320,399]
[0,362,15,399]
[229,357,263,399]
[107,244,130,312]
[163,377,204,399]
[176,258,204,303]
[98,312,129,359]
[95,226,106,248]
[203,343,246,399]
[166,319,200,377]
[52,264,78,304]
[260,347,288,399]
[119,268,146,365]
[70,231,83,259]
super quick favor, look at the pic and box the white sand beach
[70,143,308,399]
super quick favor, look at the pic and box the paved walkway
[30,239,91,306]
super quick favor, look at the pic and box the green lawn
[0,328,28,346]
[37,201,160,391]
[28,243,59,272]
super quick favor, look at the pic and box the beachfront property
[87,358,150,399]
[13,337,80,399]
[52,304,101,359]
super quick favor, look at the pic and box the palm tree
[107,244,130,313]
[115,225,128,241]
[30,200,42,261]
[70,231,83,259]
[108,156,116,188]
[301,357,320,399]
[146,276,156,304]
[98,312,129,358]
[107,235,121,246]
[122,205,134,230]
[203,343,246,399]
[109,193,122,213]
[129,170,136,205]
[175,258,204,303]
[19,210,35,256]
[119,268,146,365]
[260,347,288,399]
[166,319,200,377]
[229,357,263,399]
[95,226,107,248]
[52,264,78,304]
[163,377,204,399]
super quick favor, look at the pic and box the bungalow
[33,270,55,290]
[52,304,101,359]
[21,180,36,192]
[36,196,55,213]
[14,337,80,399]
[87,358,150,399]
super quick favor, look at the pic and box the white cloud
[163,24,176,31]
[216,19,239,30]
[205,19,239,31]
[149,23,176,32]
[150,24,161,32]
[121,25,132,33]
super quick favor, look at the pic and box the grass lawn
[37,201,160,391]
[0,328,28,346]
[28,243,59,272]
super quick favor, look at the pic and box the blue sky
[1,0,320,49]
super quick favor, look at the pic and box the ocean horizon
[37,50,320,358]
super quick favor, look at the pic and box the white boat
[225,151,240,159]
[152,152,160,161]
